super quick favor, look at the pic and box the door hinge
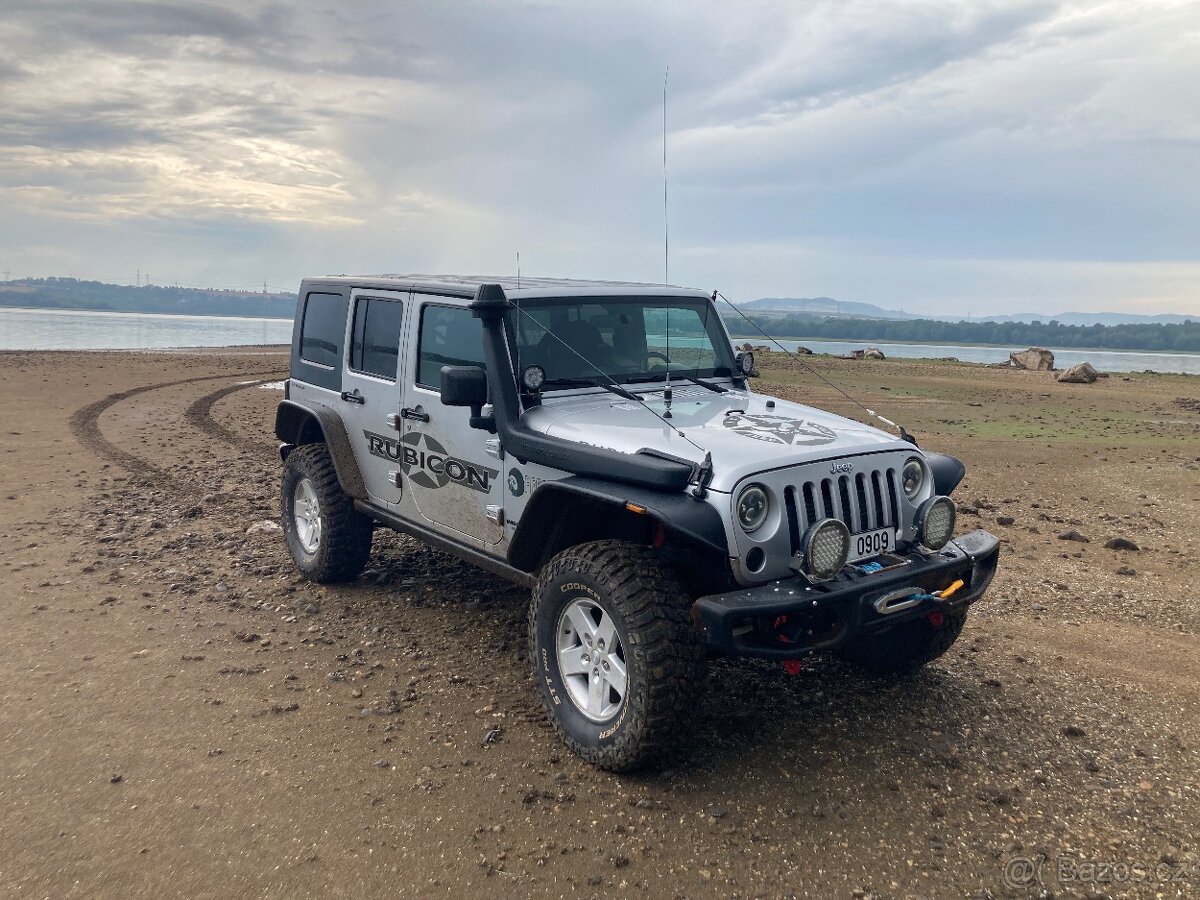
[484,438,501,459]
[385,413,401,430]
[485,504,503,524]
[388,471,404,491]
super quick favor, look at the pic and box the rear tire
[529,540,701,772]
[281,443,373,583]
[838,607,967,675]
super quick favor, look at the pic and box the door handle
[400,406,430,423]
[340,390,365,404]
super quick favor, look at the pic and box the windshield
[508,297,736,389]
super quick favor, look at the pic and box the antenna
[714,290,915,442]
[516,251,520,291]
[663,66,669,287]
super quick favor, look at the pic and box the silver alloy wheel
[556,597,628,722]
[292,477,322,554]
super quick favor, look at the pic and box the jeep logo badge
[830,461,853,474]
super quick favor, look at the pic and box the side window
[417,305,485,388]
[299,292,344,368]
[349,296,403,380]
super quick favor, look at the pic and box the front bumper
[693,529,1000,659]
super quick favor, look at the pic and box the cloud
[0,0,1197,315]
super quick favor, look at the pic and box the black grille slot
[886,468,900,528]
[803,482,818,528]
[855,473,871,530]
[783,485,801,555]
[871,471,887,527]
[837,476,854,530]
[820,479,835,520]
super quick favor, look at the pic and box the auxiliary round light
[801,518,851,581]
[902,457,925,500]
[521,364,546,391]
[916,495,956,550]
[735,483,770,533]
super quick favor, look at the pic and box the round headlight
[738,351,755,376]
[902,457,925,500]
[801,518,850,581]
[735,483,769,533]
[916,495,956,550]
[521,364,546,391]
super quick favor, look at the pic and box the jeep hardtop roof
[302,274,712,303]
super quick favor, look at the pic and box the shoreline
[729,332,1200,358]
[0,303,294,323]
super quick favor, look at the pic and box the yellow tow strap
[937,579,965,600]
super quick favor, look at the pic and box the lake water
[0,307,294,350]
[2,307,1196,375]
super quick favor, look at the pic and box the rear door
[399,295,504,545]
[339,288,409,510]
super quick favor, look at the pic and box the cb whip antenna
[663,66,669,286]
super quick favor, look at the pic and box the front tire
[529,540,701,772]
[281,444,373,583]
[838,607,967,675]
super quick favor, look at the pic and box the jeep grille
[783,466,901,554]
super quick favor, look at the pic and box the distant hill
[0,277,297,318]
[738,297,917,320]
[739,296,1195,326]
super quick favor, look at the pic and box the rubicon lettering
[363,430,498,493]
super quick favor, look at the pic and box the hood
[520,384,912,493]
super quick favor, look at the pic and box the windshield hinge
[690,452,714,500]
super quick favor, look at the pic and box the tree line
[0,277,297,319]
[725,313,1200,353]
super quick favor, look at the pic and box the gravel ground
[1,348,1198,899]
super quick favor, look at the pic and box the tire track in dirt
[986,618,1200,711]
[183,379,280,451]
[69,369,285,486]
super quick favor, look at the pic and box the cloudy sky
[2,0,1198,316]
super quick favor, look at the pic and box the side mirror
[439,365,494,431]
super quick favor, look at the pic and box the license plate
[850,528,895,562]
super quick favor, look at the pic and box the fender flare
[274,400,368,501]
[925,452,966,496]
[507,476,728,573]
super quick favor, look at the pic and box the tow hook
[873,578,966,615]
[782,659,803,676]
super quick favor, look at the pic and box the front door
[340,288,409,510]
[400,294,504,545]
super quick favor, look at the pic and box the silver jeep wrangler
[276,275,999,770]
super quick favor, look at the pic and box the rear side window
[349,296,403,380]
[417,305,485,388]
[299,292,344,368]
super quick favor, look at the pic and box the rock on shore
[1057,362,1099,384]
[1009,347,1055,370]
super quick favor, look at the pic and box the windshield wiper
[626,372,728,393]
[541,377,642,402]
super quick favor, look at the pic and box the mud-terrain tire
[281,443,373,583]
[838,607,967,675]
[529,540,702,772]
